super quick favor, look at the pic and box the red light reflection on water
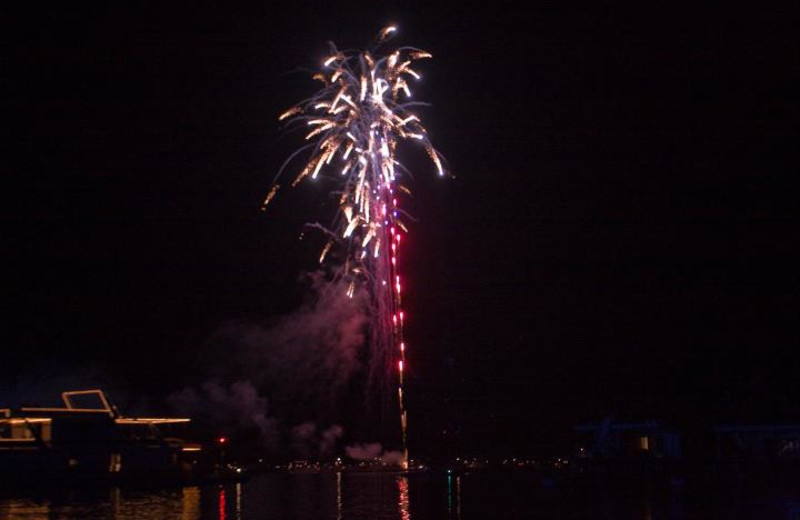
[218,487,226,520]
[397,475,410,520]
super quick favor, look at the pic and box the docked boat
[0,389,242,485]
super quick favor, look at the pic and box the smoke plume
[168,273,366,454]
[167,380,279,448]
[291,422,344,459]
[344,442,404,465]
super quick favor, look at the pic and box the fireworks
[269,26,447,467]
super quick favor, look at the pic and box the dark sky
[5,1,797,455]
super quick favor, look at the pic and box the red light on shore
[218,437,227,444]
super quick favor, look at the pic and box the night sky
[5,2,797,456]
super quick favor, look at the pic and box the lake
[1,470,799,519]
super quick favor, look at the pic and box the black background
[4,1,797,456]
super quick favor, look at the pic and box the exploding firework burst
[266,26,447,466]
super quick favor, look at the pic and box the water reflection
[234,483,242,520]
[0,486,204,520]
[1,471,799,520]
[109,486,202,520]
[446,472,463,519]
[183,487,201,520]
[397,475,410,520]
[0,500,50,519]
[218,487,225,520]
[216,483,243,520]
[455,475,462,519]
[336,471,343,520]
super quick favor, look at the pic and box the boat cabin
[0,389,203,482]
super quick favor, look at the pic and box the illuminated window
[639,436,650,451]
[109,453,122,473]
[0,419,52,441]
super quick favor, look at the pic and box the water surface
[1,470,799,519]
